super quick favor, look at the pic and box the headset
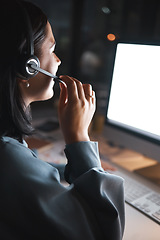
[16,0,63,84]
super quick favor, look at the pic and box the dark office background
[27,0,160,117]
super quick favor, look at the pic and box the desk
[124,203,160,240]
[93,133,160,239]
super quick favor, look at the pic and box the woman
[0,0,125,239]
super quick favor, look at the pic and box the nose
[54,53,61,66]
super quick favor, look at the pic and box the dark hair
[0,0,48,142]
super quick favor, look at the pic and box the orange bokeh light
[107,33,116,41]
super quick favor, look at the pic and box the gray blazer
[0,136,125,240]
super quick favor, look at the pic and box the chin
[46,90,54,100]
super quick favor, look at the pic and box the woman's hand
[58,75,96,144]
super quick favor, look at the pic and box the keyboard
[116,171,160,224]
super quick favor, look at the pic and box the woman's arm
[57,75,125,239]
[0,136,125,240]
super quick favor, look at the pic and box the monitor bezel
[105,40,160,146]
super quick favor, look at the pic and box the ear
[17,77,28,83]
[17,77,30,88]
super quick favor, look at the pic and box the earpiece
[17,54,40,80]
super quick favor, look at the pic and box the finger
[72,77,85,100]
[83,84,92,101]
[59,75,78,102]
[92,90,96,105]
[59,82,68,108]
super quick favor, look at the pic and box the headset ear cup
[16,54,40,79]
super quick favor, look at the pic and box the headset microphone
[28,64,64,84]
[16,0,64,84]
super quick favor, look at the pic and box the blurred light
[107,33,116,41]
[102,6,111,14]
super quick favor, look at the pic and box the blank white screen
[107,43,160,138]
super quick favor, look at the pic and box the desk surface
[124,203,160,240]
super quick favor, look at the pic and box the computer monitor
[104,42,160,162]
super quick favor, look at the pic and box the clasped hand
[58,75,96,144]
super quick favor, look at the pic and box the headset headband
[15,0,40,79]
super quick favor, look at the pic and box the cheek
[37,78,54,94]
[29,76,54,101]
[42,80,54,100]
[40,55,57,73]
